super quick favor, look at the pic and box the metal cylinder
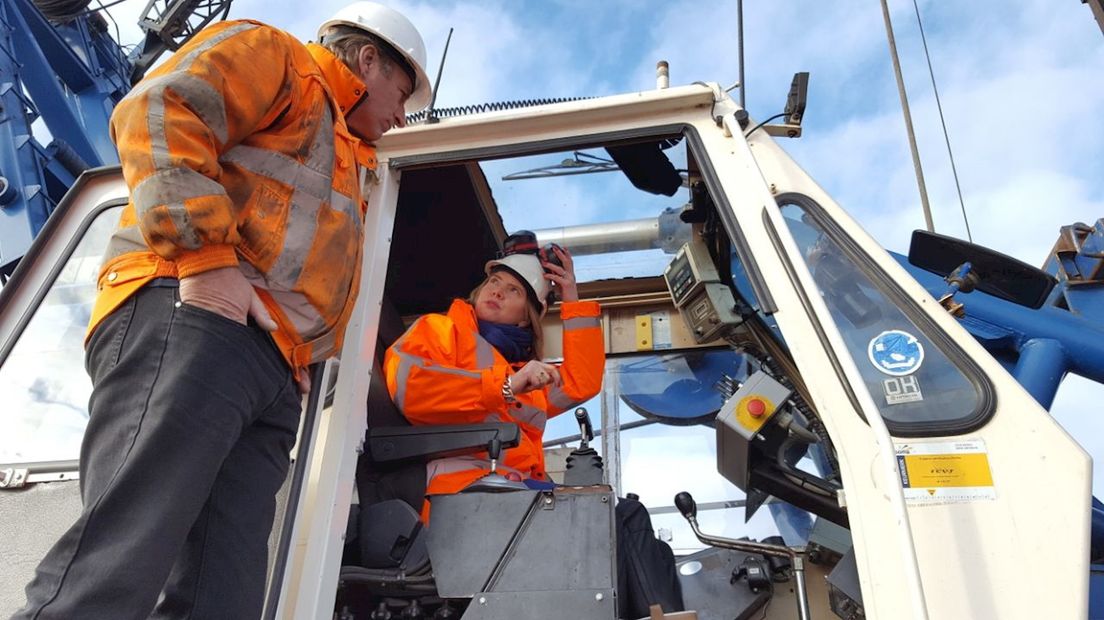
[656,60,670,89]
[534,218,662,256]
[792,557,812,620]
[50,139,91,178]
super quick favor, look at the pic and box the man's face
[346,46,412,142]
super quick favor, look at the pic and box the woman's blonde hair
[468,279,544,361]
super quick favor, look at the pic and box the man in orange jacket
[15,4,432,619]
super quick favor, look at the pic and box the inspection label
[651,311,673,350]
[894,439,996,505]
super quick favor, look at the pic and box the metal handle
[674,492,812,620]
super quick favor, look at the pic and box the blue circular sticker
[867,330,924,376]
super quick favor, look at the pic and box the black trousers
[14,284,301,620]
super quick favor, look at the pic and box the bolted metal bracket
[0,467,29,489]
[938,293,965,318]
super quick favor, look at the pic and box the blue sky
[98,0,1104,502]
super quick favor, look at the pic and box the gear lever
[575,407,594,449]
[675,492,812,620]
[564,407,603,486]
[674,491,697,521]
[462,433,527,493]
[488,436,502,473]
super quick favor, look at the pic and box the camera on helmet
[501,230,564,272]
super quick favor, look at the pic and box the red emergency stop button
[747,398,766,417]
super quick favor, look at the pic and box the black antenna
[737,0,746,110]
[424,27,454,125]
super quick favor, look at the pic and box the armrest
[367,423,521,464]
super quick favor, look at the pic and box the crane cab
[0,83,1091,619]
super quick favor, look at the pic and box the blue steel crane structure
[0,0,230,278]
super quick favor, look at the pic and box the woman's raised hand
[542,245,578,302]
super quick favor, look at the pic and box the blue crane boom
[0,0,230,278]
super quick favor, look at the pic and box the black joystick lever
[674,491,697,521]
[487,436,502,473]
[564,407,604,486]
[574,407,594,450]
[673,491,812,620]
[464,433,526,493]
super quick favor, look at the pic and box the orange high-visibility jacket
[384,299,605,514]
[91,20,378,371]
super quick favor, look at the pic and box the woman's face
[475,270,530,326]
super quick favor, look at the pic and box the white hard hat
[485,254,551,313]
[318,2,432,113]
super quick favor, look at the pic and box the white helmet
[485,254,551,314]
[318,2,432,113]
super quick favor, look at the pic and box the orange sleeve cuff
[172,245,240,278]
[560,300,601,319]
[481,365,509,412]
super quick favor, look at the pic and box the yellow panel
[635,314,652,351]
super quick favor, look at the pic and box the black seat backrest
[356,299,427,513]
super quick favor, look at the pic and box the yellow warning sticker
[894,439,996,505]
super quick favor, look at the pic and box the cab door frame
[281,85,736,616]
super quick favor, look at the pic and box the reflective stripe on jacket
[90,20,377,370]
[383,299,605,520]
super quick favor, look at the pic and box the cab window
[778,196,993,435]
[0,205,122,464]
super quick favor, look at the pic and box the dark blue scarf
[477,320,533,363]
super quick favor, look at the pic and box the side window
[0,205,123,464]
[777,196,992,435]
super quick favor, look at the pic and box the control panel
[664,237,745,343]
[716,370,792,489]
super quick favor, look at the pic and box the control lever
[674,492,813,620]
[488,436,502,473]
[575,407,594,449]
[564,407,604,486]
[674,491,697,520]
[462,433,527,493]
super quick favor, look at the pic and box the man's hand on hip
[179,267,278,331]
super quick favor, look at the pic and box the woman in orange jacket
[384,236,605,519]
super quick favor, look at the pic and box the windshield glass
[0,205,121,464]
[542,352,786,553]
[779,200,985,431]
[481,142,690,283]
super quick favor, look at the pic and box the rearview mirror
[908,230,1057,309]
